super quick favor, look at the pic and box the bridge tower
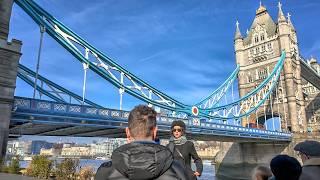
[235,2,307,132]
[0,0,22,161]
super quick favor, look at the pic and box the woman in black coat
[168,120,203,180]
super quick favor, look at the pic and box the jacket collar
[304,157,320,166]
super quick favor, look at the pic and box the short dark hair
[270,155,302,180]
[252,166,272,180]
[171,120,186,130]
[128,105,157,138]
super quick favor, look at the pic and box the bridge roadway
[9,97,291,142]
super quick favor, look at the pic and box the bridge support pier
[0,0,22,162]
[215,142,288,180]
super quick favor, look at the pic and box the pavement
[0,173,39,180]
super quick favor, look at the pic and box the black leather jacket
[95,141,189,180]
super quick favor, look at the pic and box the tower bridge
[1,0,320,179]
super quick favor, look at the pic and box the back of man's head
[128,105,157,139]
[270,155,302,180]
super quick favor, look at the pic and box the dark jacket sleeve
[189,142,203,175]
[95,161,112,180]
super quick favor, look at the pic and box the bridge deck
[10,97,292,142]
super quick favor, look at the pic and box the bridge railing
[12,97,292,140]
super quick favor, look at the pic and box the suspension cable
[33,24,45,98]
[82,49,90,105]
[264,100,267,130]
[280,73,288,132]
[275,82,281,132]
[270,93,275,131]
[255,110,258,129]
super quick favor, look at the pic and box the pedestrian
[251,165,272,180]
[269,154,302,180]
[294,140,320,180]
[95,105,189,180]
[167,120,203,180]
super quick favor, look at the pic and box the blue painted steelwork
[11,97,291,141]
[14,0,287,121]
[198,51,286,119]
[14,0,189,113]
[18,63,103,107]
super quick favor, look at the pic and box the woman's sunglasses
[172,128,182,132]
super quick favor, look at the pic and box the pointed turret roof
[243,3,276,45]
[235,20,243,40]
[287,13,295,30]
[256,1,267,15]
[278,2,286,22]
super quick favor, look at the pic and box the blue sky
[9,0,320,111]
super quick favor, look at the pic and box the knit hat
[270,155,302,180]
[294,140,320,156]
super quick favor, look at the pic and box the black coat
[167,141,203,180]
[95,141,189,180]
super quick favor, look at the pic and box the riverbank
[0,173,39,180]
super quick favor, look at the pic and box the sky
[7,0,320,142]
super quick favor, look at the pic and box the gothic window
[250,49,254,55]
[267,43,272,50]
[255,35,259,43]
[258,68,268,80]
[262,45,266,52]
[256,47,260,53]
[260,34,265,41]
[248,75,253,83]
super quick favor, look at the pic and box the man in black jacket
[95,105,189,180]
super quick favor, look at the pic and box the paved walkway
[0,173,38,180]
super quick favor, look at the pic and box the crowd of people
[94,104,320,180]
[252,140,320,180]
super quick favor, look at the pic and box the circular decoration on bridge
[191,106,199,116]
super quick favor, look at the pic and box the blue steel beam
[14,0,189,113]
[18,63,103,107]
[11,97,292,141]
[13,0,287,122]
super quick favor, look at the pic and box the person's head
[251,166,272,180]
[270,155,302,180]
[294,140,320,164]
[171,120,186,139]
[126,105,157,142]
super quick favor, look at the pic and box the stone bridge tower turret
[234,2,307,132]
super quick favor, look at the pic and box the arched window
[250,49,254,55]
[248,75,253,83]
[267,43,272,49]
[255,35,259,43]
[258,68,268,80]
[262,45,266,51]
[260,34,265,41]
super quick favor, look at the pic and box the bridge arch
[246,110,284,131]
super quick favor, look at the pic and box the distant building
[6,140,32,156]
[61,145,91,157]
[31,141,53,155]
[40,147,62,156]
[90,139,125,157]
